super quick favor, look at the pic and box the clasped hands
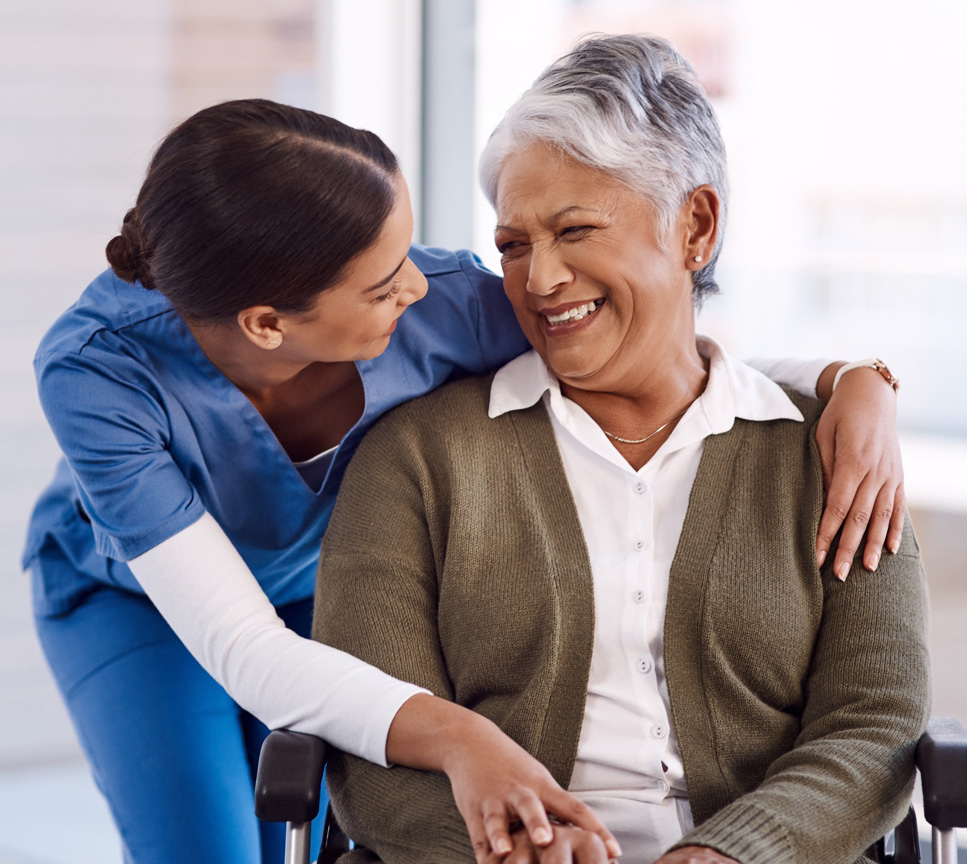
[483,823,739,864]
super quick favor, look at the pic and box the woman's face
[278,173,428,363]
[494,144,700,395]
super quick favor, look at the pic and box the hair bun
[105,208,154,288]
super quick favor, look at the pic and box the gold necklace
[601,406,690,445]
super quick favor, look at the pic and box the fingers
[830,473,879,581]
[861,482,899,572]
[816,459,855,573]
[543,828,609,864]
[815,493,848,571]
[526,825,609,864]
[887,483,906,555]
[813,362,903,576]
[470,809,503,864]
[479,802,517,860]
[813,421,837,569]
[505,839,539,864]
[822,474,906,581]
[540,786,622,859]
[513,792,554,848]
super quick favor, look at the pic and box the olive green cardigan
[313,375,930,864]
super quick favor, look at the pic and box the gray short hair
[479,33,729,303]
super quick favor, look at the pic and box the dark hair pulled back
[105,99,400,322]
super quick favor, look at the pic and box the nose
[399,257,428,307]
[526,241,572,296]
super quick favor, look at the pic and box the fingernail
[607,840,623,857]
[867,553,879,572]
[496,838,512,854]
[816,549,826,567]
[889,539,900,554]
[533,828,552,845]
[836,562,849,581]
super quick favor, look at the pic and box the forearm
[743,355,833,398]
[747,356,889,402]
[129,512,426,765]
[387,693,498,773]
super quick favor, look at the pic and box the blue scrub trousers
[32,548,327,864]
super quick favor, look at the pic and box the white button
[657,780,669,794]
[632,590,646,604]
[633,481,646,495]
[635,539,646,551]
[637,657,653,674]
[652,723,667,739]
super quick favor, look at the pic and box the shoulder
[782,387,824,428]
[33,271,190,438]
[696,389,828,542]
[34,269,176,377]
[408,243,501,290]
[732,387,824,464]
[362,375,496,450]
[405,244,507,322]
[349,374,550,481]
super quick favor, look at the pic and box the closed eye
[374,276,403,302]
[560,225,594,240]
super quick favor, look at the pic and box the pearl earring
[693,255,703,263]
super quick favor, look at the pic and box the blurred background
[1,0,964,860]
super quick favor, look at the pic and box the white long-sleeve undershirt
[129,511,427,767]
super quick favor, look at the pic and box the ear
[683,185,720,270]
[237,305,284,350]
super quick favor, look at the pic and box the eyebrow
[495,205,602,233]
[364,257,407,292]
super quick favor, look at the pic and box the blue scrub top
[24,244,529,617]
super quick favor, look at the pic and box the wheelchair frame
[255,717,967,864]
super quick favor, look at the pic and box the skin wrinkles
[494,143,713,457]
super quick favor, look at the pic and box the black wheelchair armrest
[918,716,967,831]
[255,729,329,824]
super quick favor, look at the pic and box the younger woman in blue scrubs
[23,100,905,864]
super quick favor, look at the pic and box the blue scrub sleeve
[454,249,530,372]
[35,347,205,561]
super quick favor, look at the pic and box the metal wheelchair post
[255,730,330,864]
[933,826,958,864]
[285,821,314,864]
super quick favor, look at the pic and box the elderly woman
[313,35,930,864]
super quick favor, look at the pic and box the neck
[186,319,313,398]
[561,341,708,429]
[560,340,709,469]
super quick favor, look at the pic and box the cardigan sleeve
[674,518,930,864]
[312,417,476,863]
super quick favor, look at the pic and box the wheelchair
[255,717,967,864]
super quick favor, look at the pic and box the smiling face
[494,144,709,399]
[272,172,428,363]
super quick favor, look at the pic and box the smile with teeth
[544,299,605,325]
